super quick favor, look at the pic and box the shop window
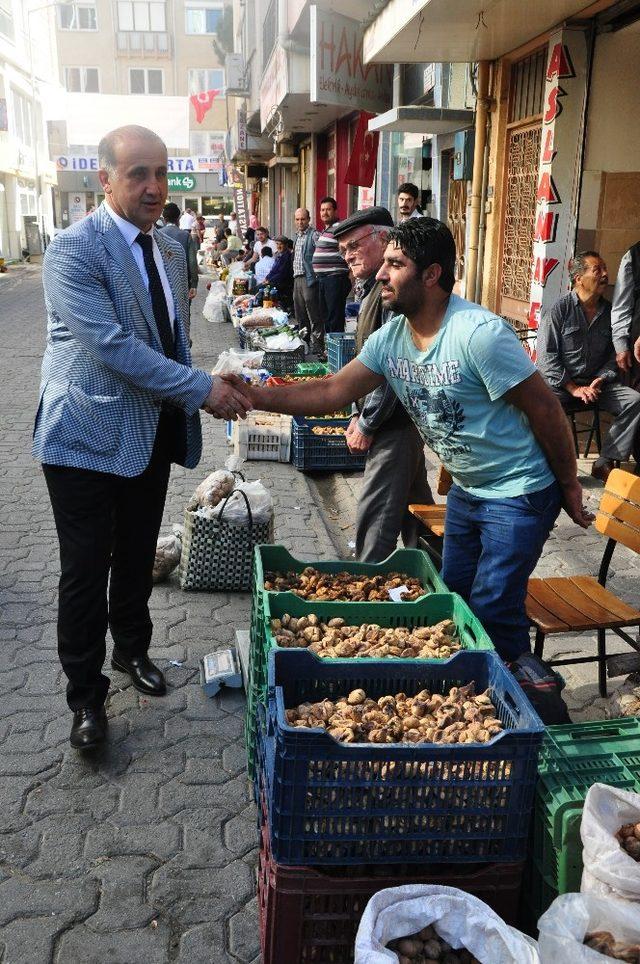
[117,1,166,31]
[185,1,222,34]
[0,1,14,42]
[188,68,225,96]
[11,89,33,148]
[129,68,164,95]
[509,48,546,123]
[57,3,97,30]
[64,67,100,93]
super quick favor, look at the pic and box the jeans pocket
[522,482,561,518]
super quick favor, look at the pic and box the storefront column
[528,27,589,327]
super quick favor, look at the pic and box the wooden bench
[526,468,640,697]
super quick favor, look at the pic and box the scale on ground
[200,647,243,697]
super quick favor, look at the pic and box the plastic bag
[209,480,272,525]
[537,892,640,962]
[202,281,229,323]
[607,674,640,718]
[212,349,265,375]
[581,783,640,901]
[153,524,183,583]
[354,885,540,963]
[187,469,235,510]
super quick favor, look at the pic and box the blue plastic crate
[291,417,366,472]
[327,333,356,372]
[259,649,544,865]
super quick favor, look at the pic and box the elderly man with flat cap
[332,206,433,561]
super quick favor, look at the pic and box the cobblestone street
[0,266,335,964]
[1,265,639,962]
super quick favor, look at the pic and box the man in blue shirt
[237,218,592,660]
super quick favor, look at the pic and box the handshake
[202,373,256,421]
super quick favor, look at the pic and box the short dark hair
[387,218,456,294]
[569,250,601,286]
[257,225,268,234]
[162,202,180,222]
[397,182,419,200]
[261,246,273,258]
[320,196,337,208]
[225,228,232,236]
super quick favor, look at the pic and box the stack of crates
[246,543,544,963]
[523,717,640,931]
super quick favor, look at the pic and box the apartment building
[54,0,233,223]
[0,0,59,260]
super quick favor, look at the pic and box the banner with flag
[190,90,220,124]
[344,112,379,188]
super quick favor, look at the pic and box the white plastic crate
[232,412,292,462]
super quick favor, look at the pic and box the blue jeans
[441,481,562,660]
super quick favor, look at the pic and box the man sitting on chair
[537,251,640,483]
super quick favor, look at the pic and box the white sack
[203,480,272,525]
[354,885,540,964]
[538,892,640,962]
[581,782,640,901]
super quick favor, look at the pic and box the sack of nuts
[580,783,640,901]
[354,885,539,963]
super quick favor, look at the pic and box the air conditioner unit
[225,53,249,95]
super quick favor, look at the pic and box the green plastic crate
[244,592,496,782]
[294,362,330,376]
[522,719,640,929]
[245,546,450,780]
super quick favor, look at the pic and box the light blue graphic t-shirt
[357,294,555,498]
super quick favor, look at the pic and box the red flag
[190,90,220,124]
[344,112,379,188]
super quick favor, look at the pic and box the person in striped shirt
[312,197,352,334]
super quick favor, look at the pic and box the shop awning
[364,0,602,63]
[368,106,474,134]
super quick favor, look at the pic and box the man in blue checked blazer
[34,125,253,750]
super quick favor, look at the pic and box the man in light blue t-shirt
[242,218,592,660]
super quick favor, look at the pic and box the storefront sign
[260,44,288,132]
[310,6,393,113]
[69,192,87,224]
[234,185,249,235]
[168,173,197,191]
[528,29,588,328]
[55,155,222,173]
[237,110,247,152]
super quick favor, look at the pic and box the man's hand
[569,384,599,404]
[589,376,604,397]
[188,287,197,300]
[345,417,373,454]
[561,479,595,529]
[201,374,253,421]
[634,336,640,364]
[617,349,632,372]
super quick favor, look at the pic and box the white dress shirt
[179,212,196,230]
[255,255,275,283]
[104,201,175,333]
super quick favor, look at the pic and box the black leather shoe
[111,651,167,696]
[70,706,107,750]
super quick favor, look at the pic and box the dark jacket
[265,249,294,296]
[160,223,198,290]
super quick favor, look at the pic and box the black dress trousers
[43,414,173,711]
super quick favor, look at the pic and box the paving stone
[55,922,171,963]
[228,897,261,963]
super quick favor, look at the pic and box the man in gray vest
[333,206,433,561]
[160,202,198,337]
[612,241,640,387]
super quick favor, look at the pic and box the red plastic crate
[258,803,525,964]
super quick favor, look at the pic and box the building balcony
[116,31,172,57]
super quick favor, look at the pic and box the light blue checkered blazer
[33,205,212,476]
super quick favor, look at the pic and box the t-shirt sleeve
[356,326,386,375]
[467,317,536,400]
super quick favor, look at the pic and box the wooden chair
[526,469,640,697]
[409,466,452,566]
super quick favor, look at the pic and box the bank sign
[55,155,223,173]
[310,6,393,114]
[168,173,197,190]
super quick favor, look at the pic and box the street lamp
[25,0,72,251]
